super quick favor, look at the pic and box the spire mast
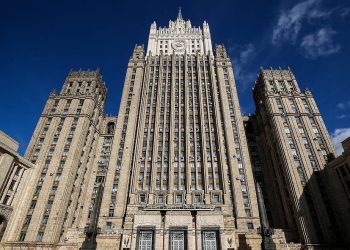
[177,7,183,20]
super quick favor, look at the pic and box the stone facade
[251,68,347,248]
[0,10,349,250]
[0,130,34,241]
[322,137,350,244]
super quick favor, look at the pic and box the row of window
[149,59,209,66]
[275,97,311,114]
[21,117,79,241]
[138,192,221,205]
[223,75,252,216]
[268,79,296,92]
[137,229,219,250]
[139,60,224,193]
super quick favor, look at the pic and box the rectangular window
[138,230,154,250]
[158,195,164,204]
[106,221,112,229]
[212,194,221,203]
[202,231,219,250]
[194,194,202,203]
[108,209,114,217]
[36,232,44,242]
[19,232,26,241]
[170,230,186,250]
[176,194,183,204]
[140,194,146,203]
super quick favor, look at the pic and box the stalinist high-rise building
[1,9,348,250]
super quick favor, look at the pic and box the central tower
[108,11,261,249]
[146,9,213,56]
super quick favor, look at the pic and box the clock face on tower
[171,40,185,52]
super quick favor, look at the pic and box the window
[202,231,218,250]
[30,200,37,209]
[36,232,44,242]
[170,230,186,250]
[55,173,61,181]
[24,216,31,225]
[212,194,220,203]
[46,117,52,125]
[140,194,146,203]
[3,195,10,205]
[245,209,252,217]
[176,194,183,204]
[247,222,254,229]
[138,230,154,250]
[194,194,202,203]
[39,174,46,181]
[310,160,318,170]
[19,232,26,241]
[106,222,112,229]
[107,122,115,134]
[46,200,53,209]
[66,138,72,145]
[72,117,79,125]
[63,148,69,156]
[243,196,250,207]
[9,180,16,190]
[41,216,49,225]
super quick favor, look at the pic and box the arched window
[107,122,115,134]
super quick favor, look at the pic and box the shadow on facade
[80,230,97,250]
[0,215,7,242]
[80,184,104,250]
[237,234,253,250]
[298,163,349,249]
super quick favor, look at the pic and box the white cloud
[272,0,323,44]
[337,100,350,110]
[336,114,348,119]
[339,7,350,17]
[239,43,255,64]
[231,43,257,91]
[300,28,340,58]
[331,128,350,155]
[271,0,346,47]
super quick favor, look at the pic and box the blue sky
[1,0,349,155]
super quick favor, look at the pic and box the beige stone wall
[252,68,340,245]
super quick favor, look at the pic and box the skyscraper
[1,69,108,245]
[252,68,341,245]
[116,10,261,250]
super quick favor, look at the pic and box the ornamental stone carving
[0,204,12,221]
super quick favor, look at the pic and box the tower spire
[177,7,183,20]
